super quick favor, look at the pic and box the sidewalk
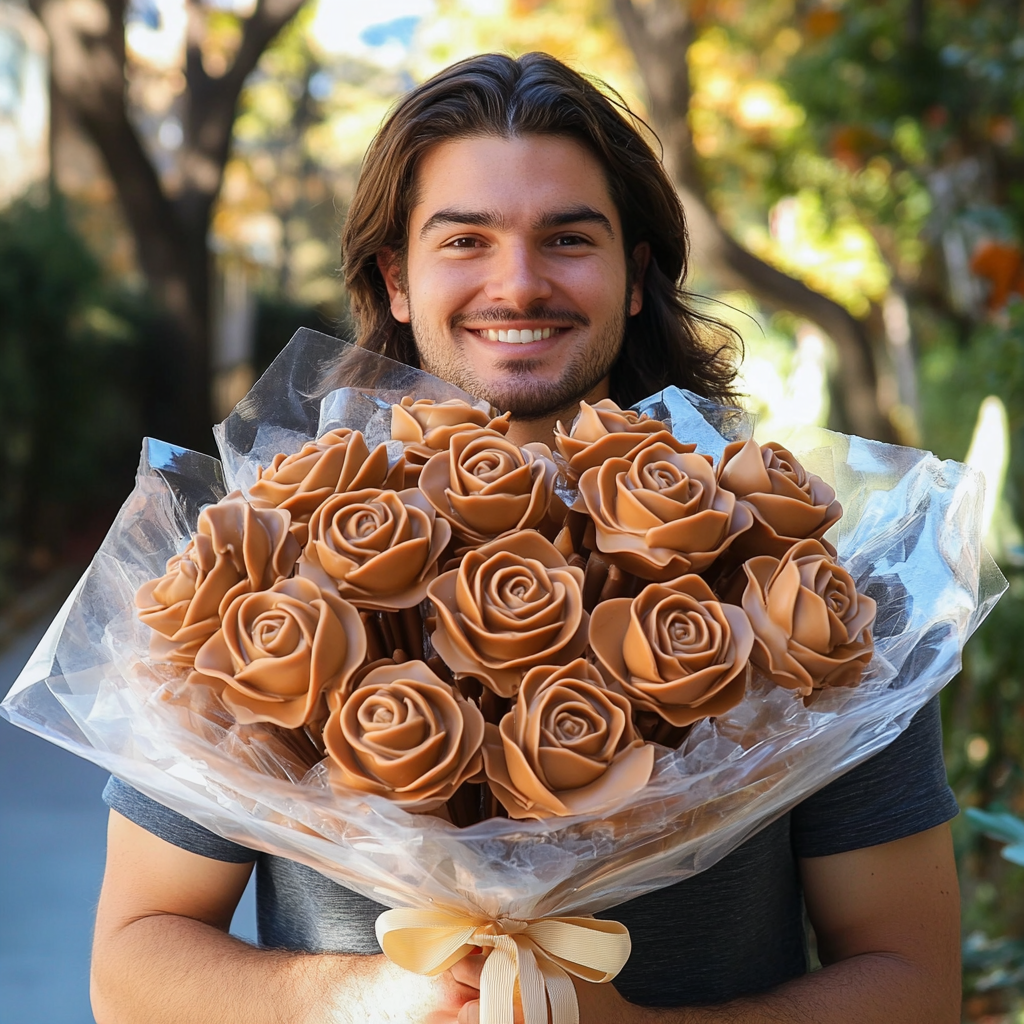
[0,586,257,1023]
[0,609,108,1024]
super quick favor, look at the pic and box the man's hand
[451,956,646,1024]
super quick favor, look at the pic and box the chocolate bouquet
[1,329,1005,1023]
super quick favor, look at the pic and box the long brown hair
[341,51,739,406]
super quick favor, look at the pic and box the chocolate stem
[378,611,399,657]
[582,553,609,612]
[400,605,424,661]
[360,612,386,663]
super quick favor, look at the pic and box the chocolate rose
[427,531,589,697]
[418,432,558,546]
[716,439,842,558]
[136,492,299,666]
[575,442,753,581]
[590,576,753,727]
[190,576,366,728]
[249,428,404,544]
[482,659,654,819]
[554,399,691,480]
[297,487,451,610]
[392,398,511,485]
[736,539,877,696]
[323,660,485,811]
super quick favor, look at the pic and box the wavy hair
[341,51,739,406]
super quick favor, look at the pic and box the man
[91,53,961,1024]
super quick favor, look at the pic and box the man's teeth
[480,327,554,343]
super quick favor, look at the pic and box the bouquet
[1,328,1005,1023]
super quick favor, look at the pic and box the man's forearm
[625,951,959,1024]
[91,913,401,1024]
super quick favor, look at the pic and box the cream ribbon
[375,908,631,1024]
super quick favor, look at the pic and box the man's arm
[455,822,961,1024]
[91,810,475,1024]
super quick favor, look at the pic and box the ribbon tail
[479,943,517,1024]
[516,941,548,1024]
[538,957,579,1024]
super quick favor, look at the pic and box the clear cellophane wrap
[2,327,1005,926]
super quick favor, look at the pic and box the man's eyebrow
[419,209,511,238]
[533,205,615,237]
[417,205,616,239]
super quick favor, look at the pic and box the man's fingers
[450,954,486,989]
[458,997,480,1024]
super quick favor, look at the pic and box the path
[0,592,256,1023]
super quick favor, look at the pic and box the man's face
[380,134,645,419]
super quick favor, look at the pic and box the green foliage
[0,195,150,604]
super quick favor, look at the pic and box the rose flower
[554,399,692,480]
[418,431,558,546]
[298,488,451,610]
[136,492,299,667]
[323,660,485,812]
[590,576,753,728]
[189,576,367,729]
[716,439,842,558]
[427,531,589,698]
[249,428,404,544]
[392,398,511,484]
[482,659,654,819]
[735,539,877,696]
[575,442,753,581]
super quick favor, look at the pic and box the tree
[611,0,892,440]
[31,0,305,451]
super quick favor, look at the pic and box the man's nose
[482,243,553,309]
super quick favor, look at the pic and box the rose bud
[189,576,367,729]
[427,531,589,698]
[716,439,842,558]
[482,659,654,819]
[590,576,753,728]
[554,399,692,480]
[298,487,451,610]
[136,492,300,667]
[418,431,558,546]
[249,428,405,545]
[392,398,511,485]
[323,660,485,812]
[736,539,877,696]
[575,441,753,581]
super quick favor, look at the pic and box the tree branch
[613,0,893,440]
[31,0,194,323]
[185,0,305,190]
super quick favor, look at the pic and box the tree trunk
[613,0,894,441]
[32,0,303,452]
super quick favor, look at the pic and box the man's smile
[463,325,573,345]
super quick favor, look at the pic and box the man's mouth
[467,326,570,344]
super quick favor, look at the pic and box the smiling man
[91,53,961,1024]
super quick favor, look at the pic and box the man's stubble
[409,301,628,420]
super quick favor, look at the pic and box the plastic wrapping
[1,328,1006,923]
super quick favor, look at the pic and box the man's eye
[552,234,589,247]
[448,237,483,248]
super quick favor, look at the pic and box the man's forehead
[408,134,620,231]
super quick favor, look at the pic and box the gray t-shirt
[104,697,957,1007]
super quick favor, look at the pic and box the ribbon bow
[375,908,631,1024]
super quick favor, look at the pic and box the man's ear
[629,242,651,317]
[377,250,411,323]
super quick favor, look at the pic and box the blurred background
[1,0,1023,1020]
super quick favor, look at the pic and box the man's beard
[410,302,627,419]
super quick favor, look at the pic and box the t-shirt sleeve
[792,696,958,858]
[103,776,258,863]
